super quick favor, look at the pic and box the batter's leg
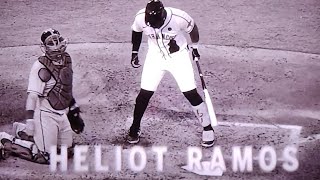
[169,49,214,147]
[127,89,154,144]
[127,51,164,144]
[183,89,215,147]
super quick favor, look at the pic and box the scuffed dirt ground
[0,0,320,179]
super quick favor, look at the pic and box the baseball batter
[127,0,215,147]
[0,28,84,164]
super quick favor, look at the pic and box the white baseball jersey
[132,7,195,56]
[131,7,197,92]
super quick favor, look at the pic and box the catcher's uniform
[27,53,73,153]
[0,29,84,164]
[132,7,196,92]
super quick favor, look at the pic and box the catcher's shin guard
[0,132,14,160]
[2,134,49,164]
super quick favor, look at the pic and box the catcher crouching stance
[0,28,84,164]
[127,0,215,147]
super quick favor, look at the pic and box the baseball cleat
[12,122,26,139]
[201,130,215,148]
[0,132,14,145]
[12,122,34,142]
[126,129,141,144]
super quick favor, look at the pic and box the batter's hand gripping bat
[194,57,218,126]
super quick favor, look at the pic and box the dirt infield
[1,0,319,179]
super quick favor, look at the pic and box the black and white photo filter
[0,0,319,179]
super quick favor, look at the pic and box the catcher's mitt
[67,106,85,134]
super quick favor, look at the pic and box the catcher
[0,28,84,164]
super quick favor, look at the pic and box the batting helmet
[145,0,166,28]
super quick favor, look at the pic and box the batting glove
[190,44,200,60]
[131,52,141,68]
[192,48,200,60]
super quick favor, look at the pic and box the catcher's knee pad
[136,89,154,105]
[183,89,203,106]
[192,102,211,127]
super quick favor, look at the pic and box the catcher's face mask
[40,28,68,64]
[145,0,166,28]
[43,34,67,53]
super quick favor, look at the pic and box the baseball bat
[194,57,218,126]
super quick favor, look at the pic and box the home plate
[181,161,223,176]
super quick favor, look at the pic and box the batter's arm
[189,23,200,45]
[189,23,200,60]
[132,31,143,53]
[131,31,143,68]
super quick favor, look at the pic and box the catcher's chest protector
[38,53,73,110]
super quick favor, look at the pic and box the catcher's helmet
[41,28,60,43]
[40,28,68,63]
[41,28,67,54]
[145,0,166,28]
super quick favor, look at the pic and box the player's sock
[204,124,213,131]
[131,89,154,134]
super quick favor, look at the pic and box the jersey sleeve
[131,9,145,32]
[176,9,195,33]
[27,61,46,96]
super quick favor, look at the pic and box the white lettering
[258,146,277,172]
[282,146,299,172]
[115,146,122,172]
[152,146,167,172]
[94,145,108,172]
[50,145,68,172]
[187,146,202,171]
[232,146,253,172]
[210,146,226,172]
[74,145,89,172]
[128,146,147,172]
